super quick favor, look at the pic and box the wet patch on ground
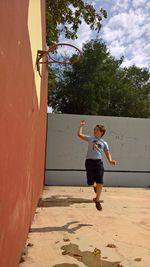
[53,243,121,267]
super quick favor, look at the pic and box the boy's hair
[96,124,106,137]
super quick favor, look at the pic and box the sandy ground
[19,186,150,267]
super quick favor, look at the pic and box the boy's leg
[95,183,103,201]
[93,162,104,210]
[85,159,95,187]
[93,182,96,193]
[93,183,103,211]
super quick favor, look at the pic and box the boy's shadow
[38,195,103,208]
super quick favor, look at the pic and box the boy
[77,120,116,211]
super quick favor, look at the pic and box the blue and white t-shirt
[84,135,109,160]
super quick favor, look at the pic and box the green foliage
[48,39,150,118]
[46,0,107,46]
[48,67,57,103]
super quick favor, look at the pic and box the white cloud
[132,0,147,8]
[47,106,53,113]
[103,27,124,42]
[75,21,93,48]
[59,0,150,69]
[146,1,150,9]
[101,0,150,68]
[121,54,149,68]
[59,20,92,50]
[109,40,125,57]
[112,0,130,12]
[121,38,150,68]
[104,8,146,35]
[90,1,96,7]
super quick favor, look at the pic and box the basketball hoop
[36,43,83,77]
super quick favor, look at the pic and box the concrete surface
[45,114,150,187]
[20,186,150,267]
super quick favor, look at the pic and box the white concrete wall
[45,114,150,187]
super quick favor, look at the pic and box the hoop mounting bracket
[36,50,47,77]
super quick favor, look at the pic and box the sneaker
[93,198,102,211]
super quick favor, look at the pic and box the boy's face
[94,126,102,138]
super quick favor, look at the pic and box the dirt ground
[19,186,150,267]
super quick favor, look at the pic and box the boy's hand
[80,120,86,126]
[109,160,117,165]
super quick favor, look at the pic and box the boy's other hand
[110,160,117,165]
[80,120,86,126]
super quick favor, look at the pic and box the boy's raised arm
[77,120,87,140]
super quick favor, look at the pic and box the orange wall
[0,1,47,267]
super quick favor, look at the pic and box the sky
[60,0,150,70]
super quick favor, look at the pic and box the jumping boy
[77,120,116,211]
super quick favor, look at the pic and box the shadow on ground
[53,243,120,267]
[38,195,103,208]
[30,221,93,234]
[53,264,78,267]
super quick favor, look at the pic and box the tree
[49,39,150,118]
[46,0,107,46]
[46,0,107,108]
[123,66,150,118]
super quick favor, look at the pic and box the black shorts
[85,159,104,185]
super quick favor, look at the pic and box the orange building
[0,1,47,266]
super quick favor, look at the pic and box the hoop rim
[39,43,83,65]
